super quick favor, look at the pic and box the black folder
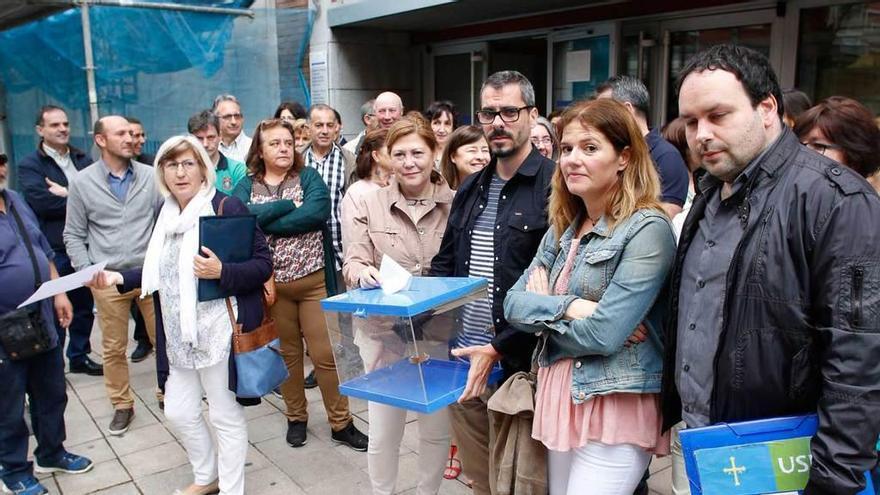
[197,214,257,301]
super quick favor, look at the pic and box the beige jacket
[342,177,453,289]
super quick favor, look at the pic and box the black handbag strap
[9,202,42,290]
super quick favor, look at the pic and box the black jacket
[661,128,880,494]
[17,143,93,252]
[430,147,555,376]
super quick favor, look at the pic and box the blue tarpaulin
[0,1,311,169]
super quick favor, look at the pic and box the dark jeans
[54,252,94,365]
[0,345,67,485]
[131,303,149,346]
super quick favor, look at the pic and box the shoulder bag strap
[217,195,241,337]
[9,202,43,289]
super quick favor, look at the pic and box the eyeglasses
[476,106,533,124]
[218,113,243,121]
[801,141,842,155]
[531,136,553,146]
[162,159,199,172]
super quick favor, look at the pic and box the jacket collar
[36,140,88,162]
[217,153,229,171]
[476,146,547,193]
[695,126,792,197]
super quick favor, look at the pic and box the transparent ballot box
[320,277,504,413]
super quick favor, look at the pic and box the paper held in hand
[379,254,412,295]
[17,261,108,309]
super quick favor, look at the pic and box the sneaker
[34,452,94,474]
[331,421,368,452]
[303,369,318,389]
[130,341,153,363]
[108,408,135,436]
[271,387,283,399]
[286,420,308,448]
[1,477,48,495]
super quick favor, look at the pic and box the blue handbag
[224,293,288,399]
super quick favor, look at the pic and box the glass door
[548,24,617,113]
[431,42,487,125]
[658,10,783,122]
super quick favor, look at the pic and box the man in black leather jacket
[662,44,880,494]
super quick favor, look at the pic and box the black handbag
[0,203,53,360]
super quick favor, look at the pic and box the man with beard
[64,115,160,437]
[663,44,880,494]
[17,106,103,376]
[430,70,555,495]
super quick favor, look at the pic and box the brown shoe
[108,408,134,436]
[172,480,220,495]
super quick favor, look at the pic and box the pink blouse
[531,234,670,454]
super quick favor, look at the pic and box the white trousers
[548,441,652,495]
[367,401,451,495]
[164,361,248,495]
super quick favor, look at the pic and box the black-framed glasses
[801,141,842,155]
[476,106,533,124]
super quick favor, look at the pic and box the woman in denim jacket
[504,98,676,495]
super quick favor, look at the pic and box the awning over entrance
[327,0,615,31]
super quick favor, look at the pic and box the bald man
[373,91,403,129]
[64,115,161,436]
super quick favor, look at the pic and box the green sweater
[215,154,248,194]
[232,167,339,295]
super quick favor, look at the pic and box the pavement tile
[67,437,117,465]
[54,459,130,495]
[133,463,193,494]
[106,422,176,457]
[119,441,189,479]
[246,411,286,443]
[92,481,142,494]
[243,400,279,421]
[70,381,112,403]
[254,435,356,489]
[302,469,374,495]
[650,454,671,473]
[245,466,307,494]
[244,444,273,473]
[648,462,673,494]
[64,415,105,446]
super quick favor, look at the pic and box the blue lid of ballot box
[679,414,874,495]
[320,277,487,317]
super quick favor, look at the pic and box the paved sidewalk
[19,326,674,494]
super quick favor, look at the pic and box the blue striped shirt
[456,174,506,349]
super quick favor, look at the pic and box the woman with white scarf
[87,135,273,495]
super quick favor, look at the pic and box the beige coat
[342,176,453,289]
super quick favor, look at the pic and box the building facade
[310,0,880,135]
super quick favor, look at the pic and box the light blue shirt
[107,166,134,202]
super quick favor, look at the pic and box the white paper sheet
[17,261,107,308]
[565,49,591,82]
[379,254,412,295]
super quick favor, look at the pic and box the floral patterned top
[159,232,234,369]
[250,174,324,283]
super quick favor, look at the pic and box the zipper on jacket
[852,266,864,327]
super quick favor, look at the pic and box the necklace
[263,176,285,198]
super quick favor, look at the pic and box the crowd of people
[1,42,879,495]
